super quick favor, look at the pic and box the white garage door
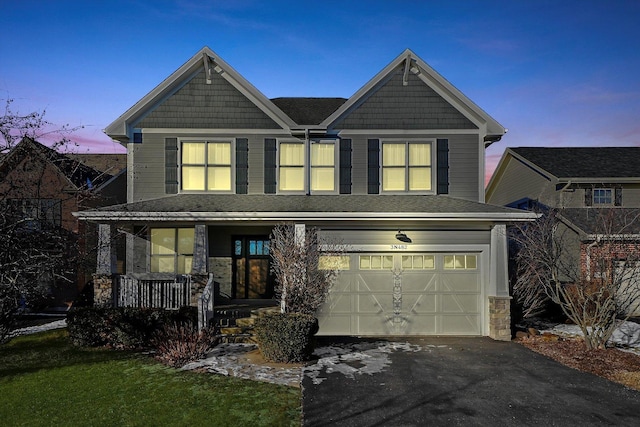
[317,253,482,336]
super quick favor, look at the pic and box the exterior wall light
[395,231,412,243]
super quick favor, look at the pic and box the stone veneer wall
[489,296,512,341]
[92,274,113,306]
[209,257,233,297]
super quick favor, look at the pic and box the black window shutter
[339,139,352,194]
[264,138,277,194]
[436,139,449,194]
[585,187,593,206]
[614,187,622,206]
[165,137,178,194]
[236,138,249,194]
[367,139,380,194]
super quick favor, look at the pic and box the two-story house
[486,147,640,312]
[77,47,535,340]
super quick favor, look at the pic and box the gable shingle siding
[332,69,477,130]
[135,70,281,130]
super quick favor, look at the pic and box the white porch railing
[114,275,191,309]
[198,273,215,330]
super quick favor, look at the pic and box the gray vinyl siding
[486,156,555,207]
[621,186,640,207]
[134,70,281,130]
[131,135,166,202]
[320,228,491,246]
[332,67,476,130]
[447,135,480,201]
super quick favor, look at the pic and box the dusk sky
[2,1,639,183]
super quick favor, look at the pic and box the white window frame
[150,227,195,274]
[380,139,436,194]
[310,139,339,194]
[179,138,235,193]
[593,188,613,205]
[277,140,307,193]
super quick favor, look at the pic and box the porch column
[490,224,509,296]
[191,224,209,275]
[489,224,511,341]
[97,223,116,275]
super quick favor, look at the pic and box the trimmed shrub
[152,322,218,368]
[67,306,197,349]
[254,312,318,363]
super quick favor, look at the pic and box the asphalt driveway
[302,337,640,426]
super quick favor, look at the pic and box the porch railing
[198,273,215,330]
[114,275,191,309]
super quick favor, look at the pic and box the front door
[232,236,274,299]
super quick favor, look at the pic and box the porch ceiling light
[395,231,412,243]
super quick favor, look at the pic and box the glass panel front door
[232,236,274,299]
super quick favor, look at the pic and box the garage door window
[318,255,350,270]
[444,255,477,270]
[359,255,393,270]
[402,255,435,270]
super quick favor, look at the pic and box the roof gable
[511,147,640,179]
[322,49,504,139]
[105,47,296,142]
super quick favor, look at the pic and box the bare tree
[269,223,346,315]
[512,208,640,350]
[0,98,84,343]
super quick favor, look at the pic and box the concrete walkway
[302,337,640,426]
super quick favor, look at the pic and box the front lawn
[0,329,300,426]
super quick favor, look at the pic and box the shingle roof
[92,194,526,216]
[511,147,640,179]
[561,208,640,235]
[270,98,347,126]
[0,138,113,189]
[69,154,127,175]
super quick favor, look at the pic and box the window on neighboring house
[593,188,613,205]
[382,141,432,192]
[150,228,194,274]
[311,142,336,192]
[3,198,62,229]
[279,142,305,191]
[181,141,232,191]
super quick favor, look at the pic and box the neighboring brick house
[77,47,535,339]
[0,137,126,308]
[486,147,640,313]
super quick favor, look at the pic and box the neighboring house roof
[0,138,113,190]
[510,147,640,179]
[76,194,537,222]
[270,98,347,126]
[69,154,127,175]
[560,208,640,236]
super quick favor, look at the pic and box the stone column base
[92,274,114,307]
[489,296,512,341]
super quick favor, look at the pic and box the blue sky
[2,0,639,181]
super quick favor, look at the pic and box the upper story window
[311,142,336,192]
[277,140,338,193]
[181,141,232,191]
[3,198,62,230]
[279,142,305,192]
[593,188,613,205]
[150,227,194,274]
[382,141,432,192]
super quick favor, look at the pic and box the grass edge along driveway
[0,329,300,426]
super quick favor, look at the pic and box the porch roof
[75,194,537,223]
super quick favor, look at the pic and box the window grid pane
[182,141,231,192]
[280,143,304,166]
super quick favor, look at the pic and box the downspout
[305,129,311,195]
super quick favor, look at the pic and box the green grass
[0,329,301,426]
